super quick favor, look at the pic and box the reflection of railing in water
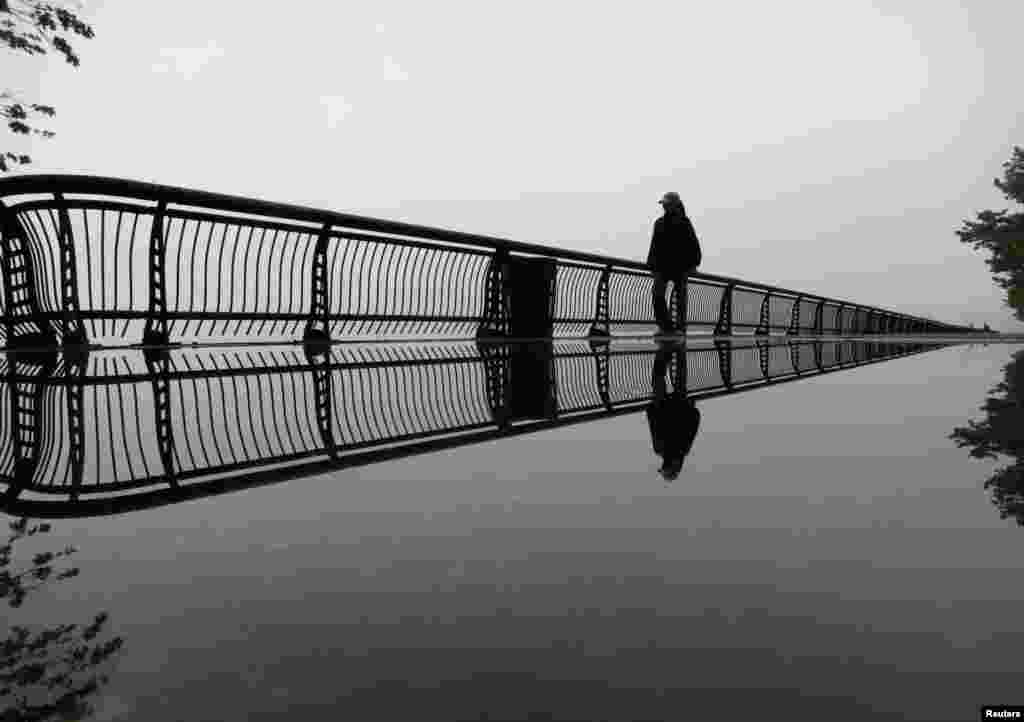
[0,174,972,349]
[0,338,947,517]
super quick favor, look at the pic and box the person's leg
[651,346,669,399]
[651,272,672,332]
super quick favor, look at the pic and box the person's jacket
[647,213,702,275]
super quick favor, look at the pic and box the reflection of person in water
[647,342,701,480]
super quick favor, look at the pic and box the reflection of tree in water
[1,518,123,722]
[950,349,1024,524]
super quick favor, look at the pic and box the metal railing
[0,174,973,349]
[0,337,947,517]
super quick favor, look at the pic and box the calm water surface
[4,340,1022,721]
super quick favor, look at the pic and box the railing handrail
[0,173,966,328]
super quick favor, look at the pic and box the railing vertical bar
[98,209,108,338]
[232,226,258,337]
[392,244,413,335]
[273,231,294,336]
[244,227,270,337]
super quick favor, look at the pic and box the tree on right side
[956,146,1024,322]
[951,349,1024,525]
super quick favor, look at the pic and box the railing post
[306,343,338,457]
[789,340,803,374]
[667,276,684,333]
[592,341,612,411]
[835,303,846,335]
[142,201,170,347]
[64,345,88,500]
[715,338,733,388]
[787,295,803,336]
[3,349,56,501]
[588,265,611,339]
[755,293,770,335]
[757,338,770,379]
[714,283,734,336]
[813,300,825,335]
[670,344,687,395]
[0,201,56,348]
[303,222,333,347]
[477,249,510,339]
[53,194,87,348]
[144,346,177,487]
[670,276,690,334]
[865,309,875,335]
[479,342,511,427]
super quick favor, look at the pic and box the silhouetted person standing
[647,192,702,334]
[646,341,701,480]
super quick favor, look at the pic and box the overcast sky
[7,0,1023,330]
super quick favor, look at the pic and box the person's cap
[659,191,682,206]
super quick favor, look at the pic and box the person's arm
[647,218,662,269]
[684,216,702,270]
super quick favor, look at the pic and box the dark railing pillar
[479,341,555,422]
[865,310,876,335]
[592,341,612,411]
[588,265,611,339]
[476,249,510,339]
[304,223,333,347]
[306,344,338,457]
[479,342,511,427]
[813,300,825,335]
[55,194,87,347]
[142,201,171,347]
[755,293,770,335]
[790,341,804,375]
[714,283,733,336]
[671,276,690,334]
[813,340,824,371]
[756,339,770,379]
[0,202,56,348]
[715,339,733,388]
[670,344,686,395]
[835,303,846,335]
[4,349,56,501]
[787,295,803,336]
[144,346,177,487]
[64,346,88,500]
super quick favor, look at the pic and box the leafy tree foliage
[950,348,1024,524]
[957,147,1024,322]
[1,518,124,721]
[1,0,94,171]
